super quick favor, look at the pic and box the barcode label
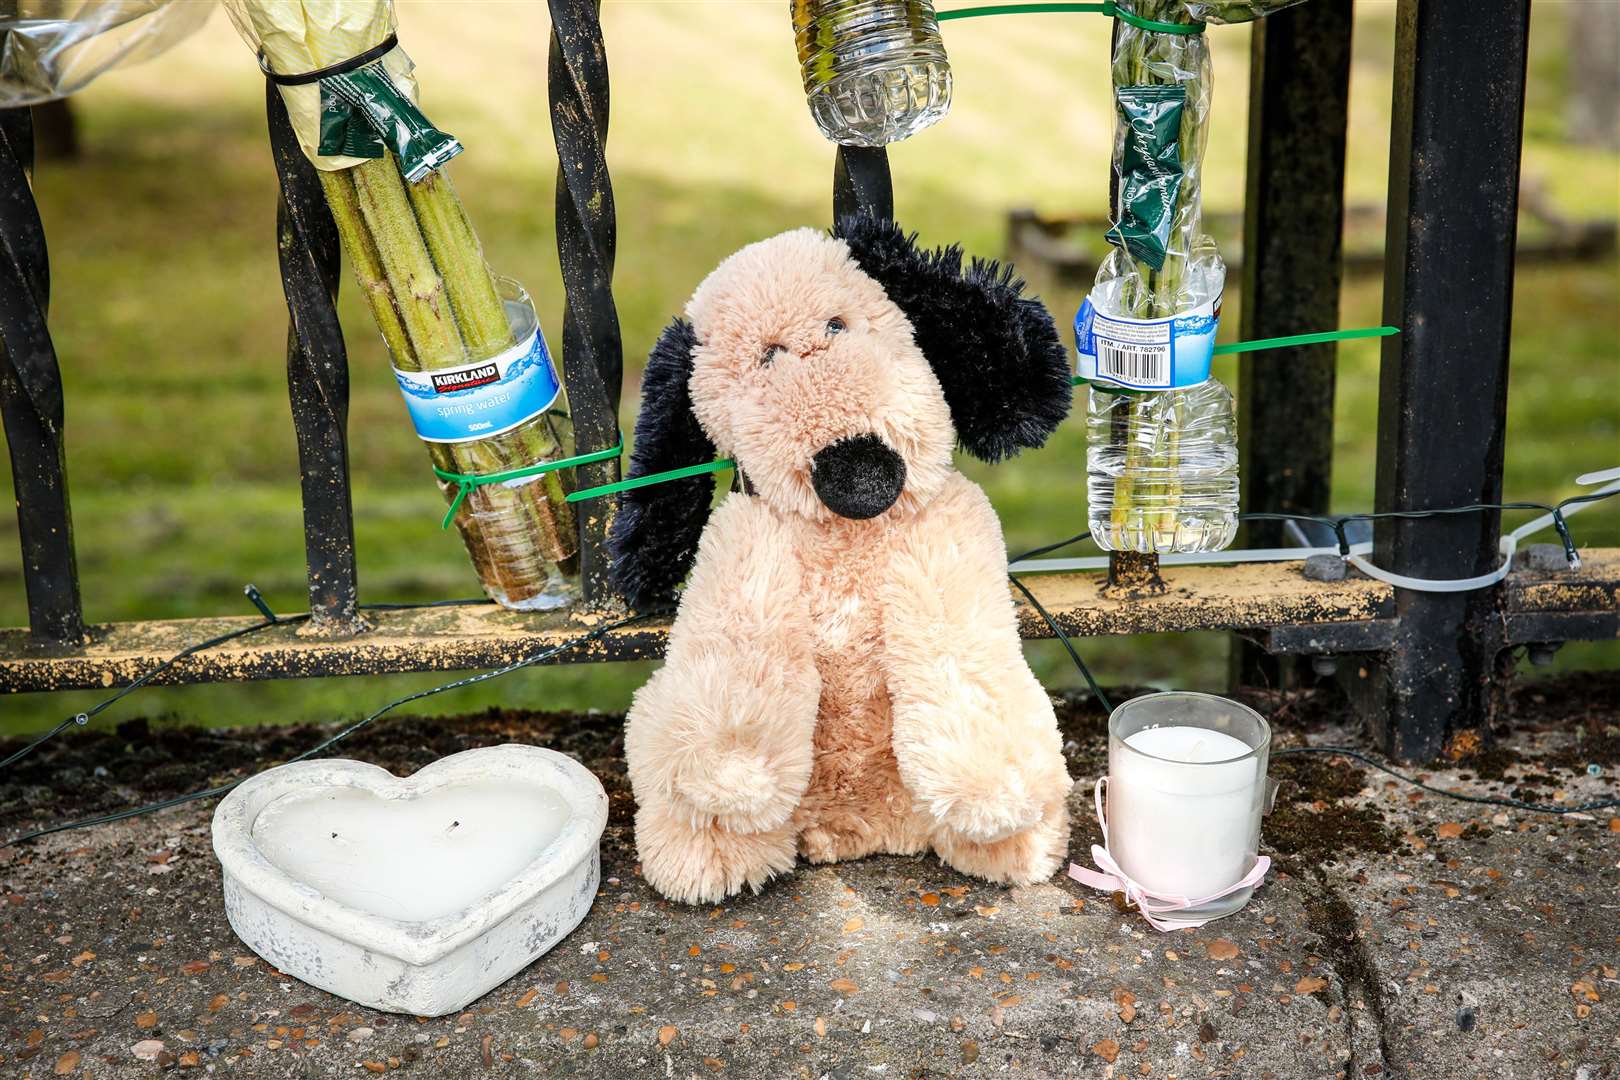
[1096,340,1169,387]
[1075,289,1220,390]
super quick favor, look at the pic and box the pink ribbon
[1068,777,1272,932]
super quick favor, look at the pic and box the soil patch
[5,671,1614,848]
[1264,752,1403,868]
[1264,800,1402,865]
[0,709,632,841]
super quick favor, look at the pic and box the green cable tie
[1071,325,1399,386]
[1211,324,1399,356]
[938,2,1109,19]
[433,437,623,529]
[568,330,1396,504]
[1106,1,1206,34]
[937,2,1206,34]
[566,457,737,505]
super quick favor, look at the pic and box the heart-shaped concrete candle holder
[212,745,605,1016]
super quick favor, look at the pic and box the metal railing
[2,0,1615,762]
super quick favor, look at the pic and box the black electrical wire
[1273,745,1620,816]
[0,604,308,772]
[0,717,84,774]
[1010,526,1096,565]
[6,478,1615,836]
[1004,498,1619,816]
[0,589,498,776]
[358,596,494,612]
[1010,574,1115,715]
[1007,529,1114,713]
[2,608,663,846]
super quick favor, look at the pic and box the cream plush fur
[625,229,1073,904]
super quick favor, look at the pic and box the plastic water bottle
[1086,380,1240,554]
[792,0,952,147]
[413,286,581,612]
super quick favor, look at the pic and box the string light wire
[4,478,1615,839]
[1271,746,1620,816]
[1006,498,1619,817]
[2,606,660,846]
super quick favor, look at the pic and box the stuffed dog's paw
[903,735,1073,845]
[927,766,1045,844]
[934,788,1071,886]
[626,650,817,837]
[674,750,798,834]
[636,802,799,904]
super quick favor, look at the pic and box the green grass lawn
[2,2,1616,733]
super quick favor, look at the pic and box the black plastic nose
[810,434,906,520]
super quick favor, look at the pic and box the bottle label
[1075,292,1221,390]
[393,327,560,443]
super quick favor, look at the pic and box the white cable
[1009,547,1338,574]
[1008,471,1620,593]
[1344,541,1512,593]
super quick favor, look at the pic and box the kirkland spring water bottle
[1078,245,1239,555]
[1085,380,1240,554]
[792,0,952,146]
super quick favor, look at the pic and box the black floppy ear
[607,318,717,609]
[834,214,1071,462]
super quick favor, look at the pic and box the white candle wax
[1109,725,1260,900]
[251,780,571,923]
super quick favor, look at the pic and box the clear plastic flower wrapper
[0,1,210,106]
[791,0,952,147]
[1080,1,1237,554]
[1180,0,1311,25]
[227,0,579,610]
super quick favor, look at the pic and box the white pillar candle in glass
[1106,692,1271,924]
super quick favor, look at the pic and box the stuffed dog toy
[610,216,1074,904]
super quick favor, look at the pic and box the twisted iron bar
[548,0,623,606]
[0,107,82,643]
[266,85,363,634]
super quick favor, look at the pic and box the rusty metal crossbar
[0,560,1380,692]
[3,0,1609,762]
[4,554,1617,696]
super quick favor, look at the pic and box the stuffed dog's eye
[825,317,846,336]
[759,344,783,366]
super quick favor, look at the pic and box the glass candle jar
[791,0,952,147]
[1106,691,1272,925]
